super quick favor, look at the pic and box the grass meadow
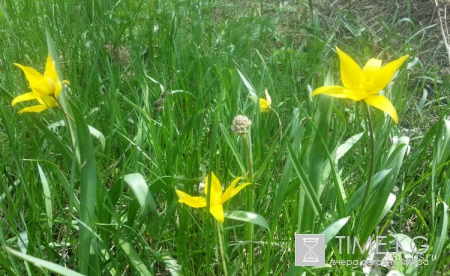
[0,0,449,275]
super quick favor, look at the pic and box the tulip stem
[55,96,75,122]
[243,135,253,184]
[216,222,228,276]
[361,104,375,215]
[271,109,283,142]
[242,134,254,275]
[61,109,75,122]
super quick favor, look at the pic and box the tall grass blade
[225,210,270,232]
[321,217,350,244]
[37,164,52,231]
[5,246,84,276]
[116,233,154,276]
[426,201,448,274]
[123,173,157,215]
[70,101,99,275]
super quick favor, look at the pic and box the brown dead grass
[315,0,446,66]
[220,0,449,69]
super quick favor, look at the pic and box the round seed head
[231,115,252,135]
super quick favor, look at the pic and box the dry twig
[435,0,450,65]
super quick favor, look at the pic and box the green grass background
[0,0,448,275]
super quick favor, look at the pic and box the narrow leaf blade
[225,210,270,232]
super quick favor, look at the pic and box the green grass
[0,0,448,275]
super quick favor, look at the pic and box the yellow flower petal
[367,54,409,95]
[264,89,272,105]
[259,98,270,113]
[221,177,240,202]
[53,79,62,98]
[363,58,382,77]
[205,172,222,205]
[38,95,59,108]
[176,172,249,223]
[18,105,48,114]
[45,54,69,98]
[11,92,41,107]
[344,88,369,101]
[311,86,347,98]
[14,63,54,96]
[336,47,363,89]
[364,95,398,123]
[312,47,407,123]
[44,54,58,84]
[13,63,44,86]
[175,189,207,208]
[259,89,272,113]
[210,204,224,223]
[221,177,250,204]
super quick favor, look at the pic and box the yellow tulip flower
[259,89,272,113]
[312,47,409,123]
[175,172,250,223]
[12,54,69,113]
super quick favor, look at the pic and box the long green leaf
[41,161,80,212]
[30,117,73,166]
[48,120,106,151]
[5,247,84,276]
[45,29,77,150]
[70,101,98,275]
[116,233,154,276]
[161,255,183,276]
[360,193,396,244]
[261,108,305,275]
[335,132,364,162]
[225,210,270,232]
[346,168,392,214]
[219,123,246,174]
[237,69,258,104]
[431,119,450,226]
[359,136,409,243]
[321,217,350,244]
[37,164,52,231]
[426,201,448,274]
[123,173,157,215]
[434,120,450,167]
[299,79,334,233]
[288,142,322,216]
